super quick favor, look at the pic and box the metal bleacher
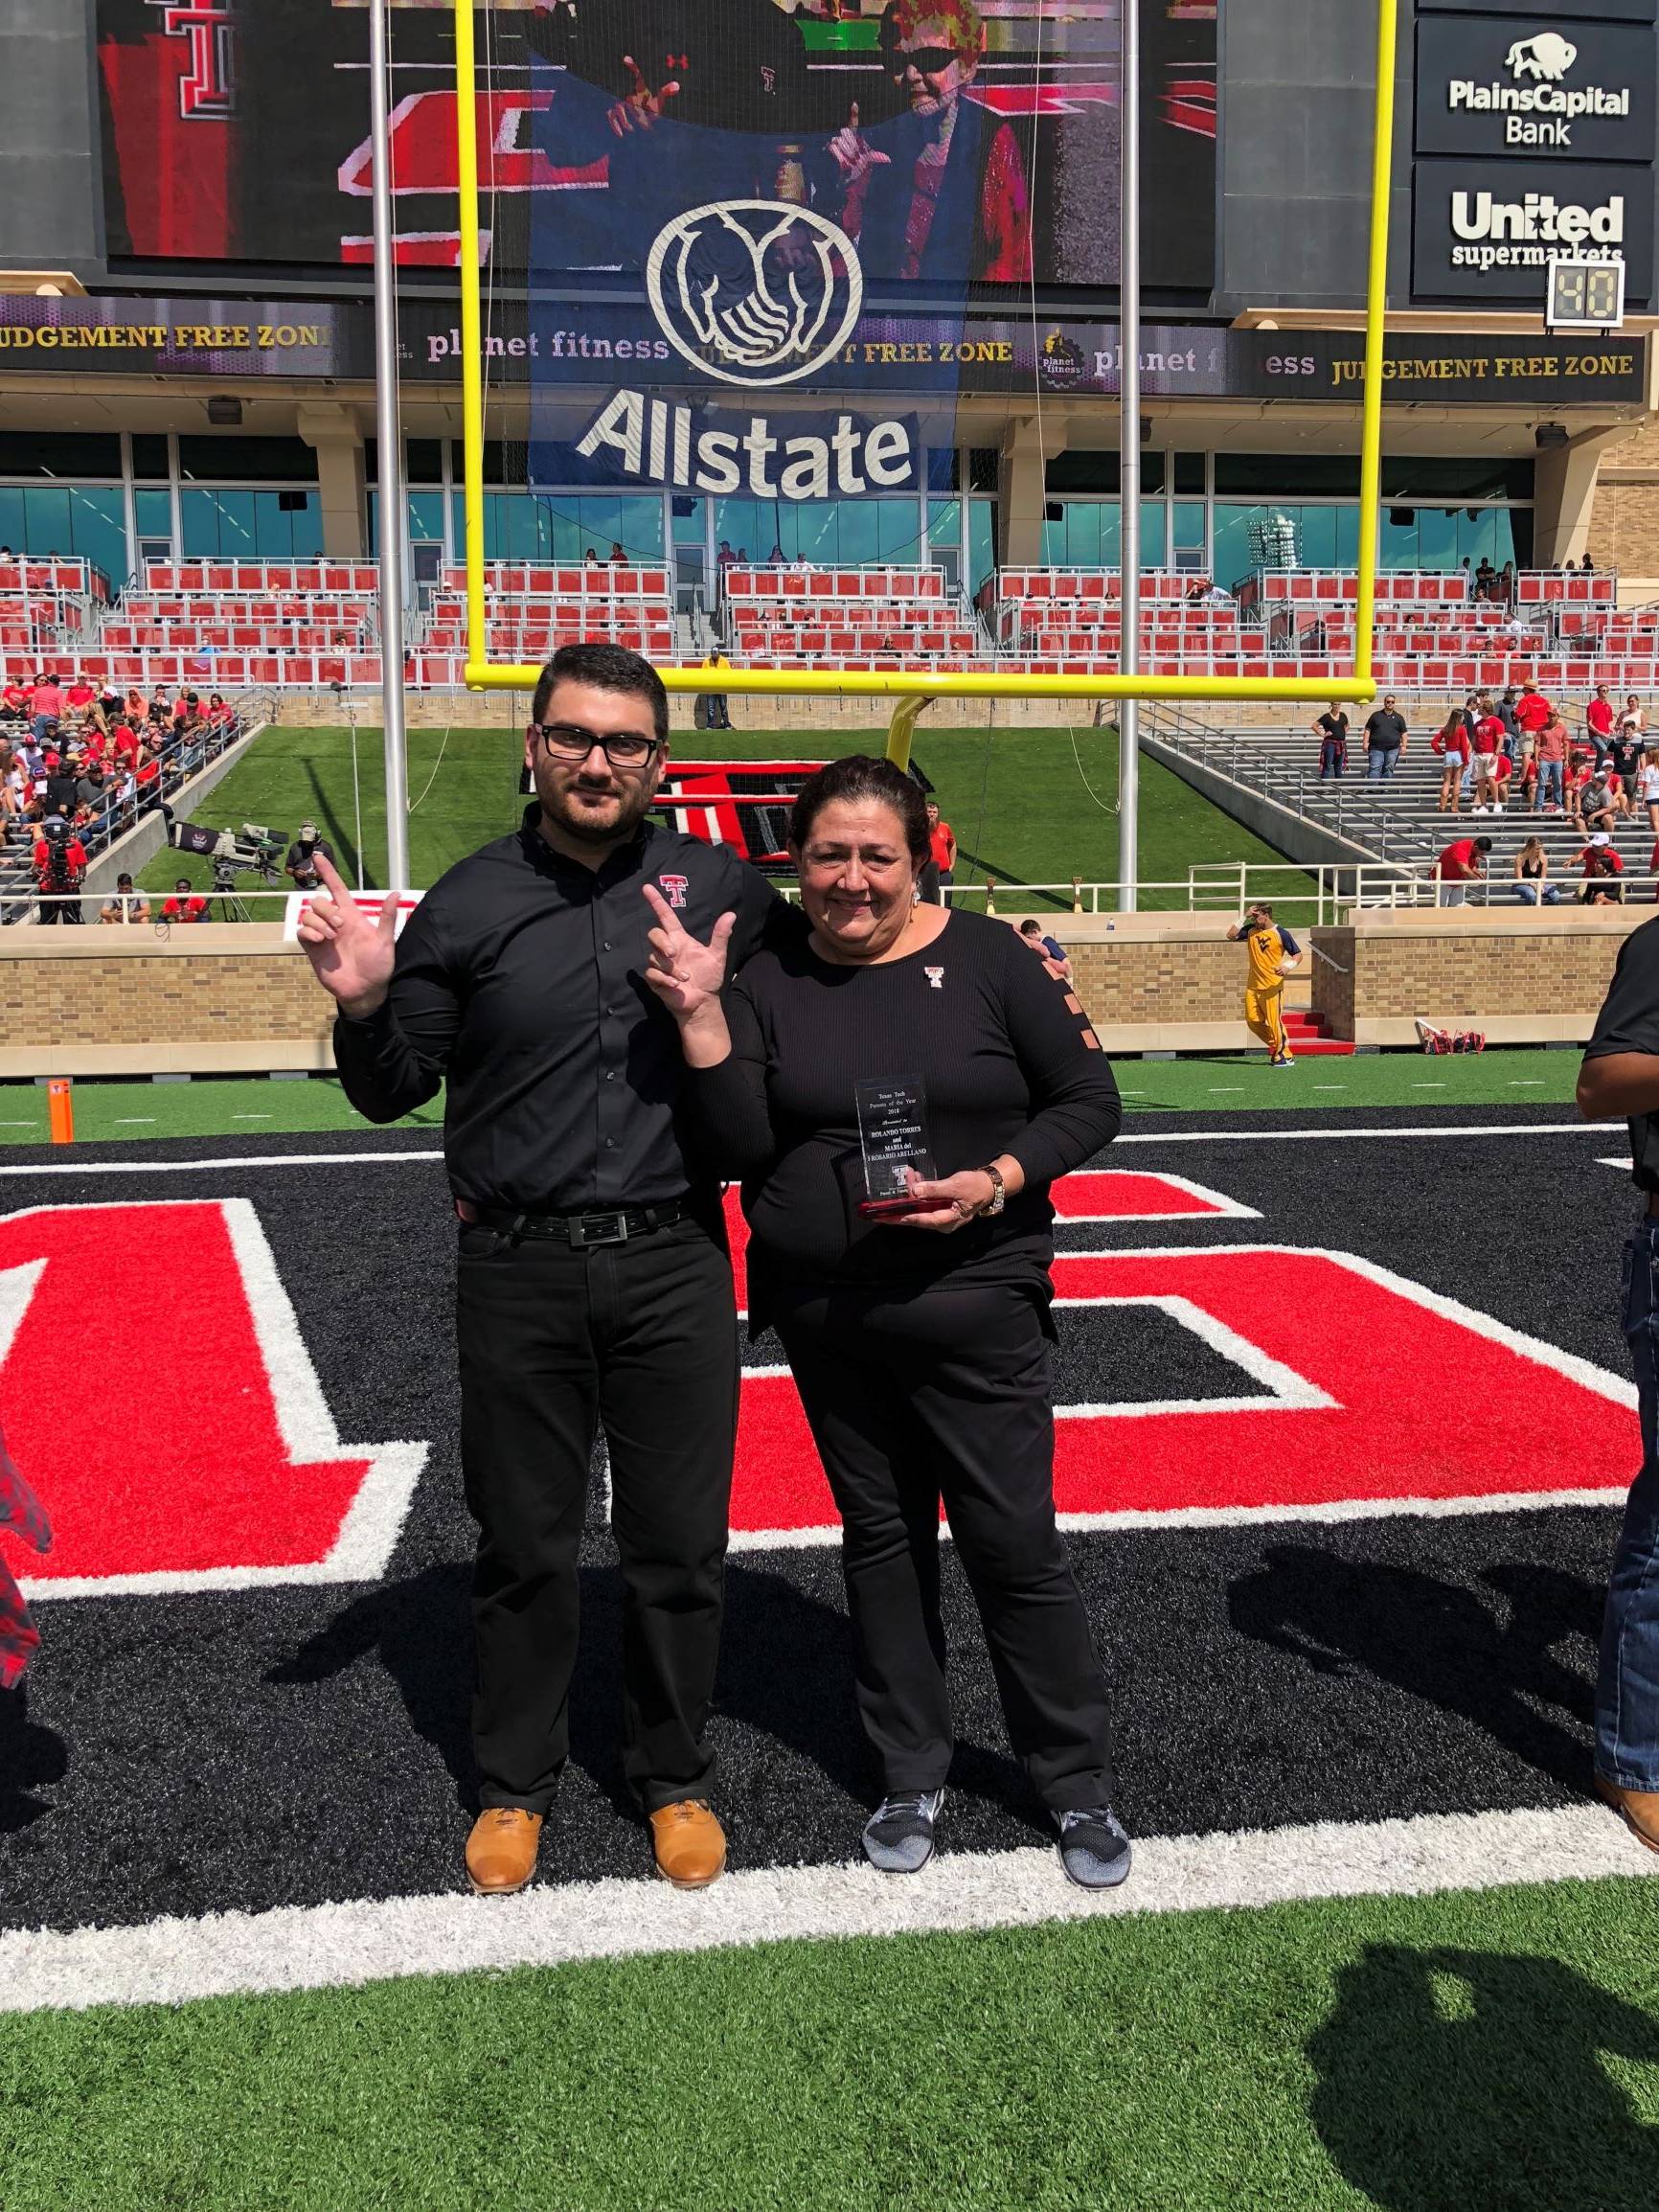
[1147,709,1657,903]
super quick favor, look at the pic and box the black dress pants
[771,1274,1116,1813]
[455,1209,738,1814]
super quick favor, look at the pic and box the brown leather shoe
[1595,1772,1659,1854]
[648,1800,727,1889]
[466,1807,544,1895]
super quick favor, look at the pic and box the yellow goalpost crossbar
[450,0,1398,710]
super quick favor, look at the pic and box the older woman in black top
[644,756,1129,1888]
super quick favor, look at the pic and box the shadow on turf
[264,1556,1053,1843]
[1229,1545,1602,1793]
[0,1682,67,1833]
[1308,1944,1659,2208]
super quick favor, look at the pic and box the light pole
[370,0,411,889]
[1116,0,1142,912]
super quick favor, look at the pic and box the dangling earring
[912,882,921,904]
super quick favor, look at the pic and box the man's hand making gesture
[294,852,401,1020]
[607,53,682,136]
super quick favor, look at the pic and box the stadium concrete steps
[1281,1011,1355,1059]
[1148,720,1659,899]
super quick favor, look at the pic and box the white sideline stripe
[1,1804,1651,2017]
[0,1125,1620,1178]
[725,1482,1630,1553]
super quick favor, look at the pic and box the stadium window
[1173,452,1206,496]
[925,447,959,492]
[0,431,122,479]
[968,448,1000,494]
[967,498,995,596]
[176,436,319,484]
[130,434,170,483]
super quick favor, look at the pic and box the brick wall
[0,931,334,1076]
[1069,937,1248,1025]
[1310,927,1355,1036]
[1588,418,1659,585]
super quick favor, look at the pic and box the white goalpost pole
[370,0,411,890]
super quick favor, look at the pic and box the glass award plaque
[853,1076,950,1219]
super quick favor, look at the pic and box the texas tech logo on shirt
[658,874,689,910]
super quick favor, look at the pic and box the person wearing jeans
[1578,928,1659,1853]
[1535,714,1568,812]
[1364,696,1406,780]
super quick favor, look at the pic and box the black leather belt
[457,1198,689,1247]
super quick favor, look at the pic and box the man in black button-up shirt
[300,643,791,1896]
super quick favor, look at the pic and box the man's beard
[540,776,653,845]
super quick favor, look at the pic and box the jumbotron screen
[94,0,1218,294]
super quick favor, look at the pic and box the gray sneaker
[1055,1805,1132,1890]
[862,1789,945,1874]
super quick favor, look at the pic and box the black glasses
[533,721,662,770]
[892,45,959,75]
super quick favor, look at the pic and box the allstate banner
[525,9,1025,500]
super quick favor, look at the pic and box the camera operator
[33,818,87,925]
[285,820,335,893]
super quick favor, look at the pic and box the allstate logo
[646,200,863,389]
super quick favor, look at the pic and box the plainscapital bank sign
[1412,6,1657,306]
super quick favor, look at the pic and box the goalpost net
[447,0,1397,766]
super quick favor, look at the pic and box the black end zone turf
[0,1109,1633,1929]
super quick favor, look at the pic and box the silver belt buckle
[570,1210,630,1247]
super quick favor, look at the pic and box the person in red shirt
[1437,832,1492,906]
[29,674,63,741]
[1,679,30,724]
[1515,680,1553,741]
[1579,832,1626,903]
[1588,683,1617,769]
[923,799,957,905]
[160,877,211,924]
[110,720,140,766]
[1470,698,1506,811]
[134,754,163,807]
[1432,710,1471,812]
[64,674,96,718]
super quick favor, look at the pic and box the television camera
[163,808,285,893]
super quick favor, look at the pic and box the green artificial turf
[1,1874,1656,2211]
[136,722,1309,916]
[0,1049,1587,1147]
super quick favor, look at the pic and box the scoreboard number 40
[1546,257,1625,335]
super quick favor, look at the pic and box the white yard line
[0,1803,1648,2018]
[0,1126,1622,1178]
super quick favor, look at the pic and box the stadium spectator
[42,754,79,820]
[925,798,956,903]
[1312,703,1348,780]
[1514,745,1539,810]
[284,822,336,892]
[1495,685,1521,755]
[1435,832,1490,907]
[1433,710,1470,813]
[1583,553,1596,576]
[827,0,1032,284]
[1581,768,1626,833]
[0,744,21,822]
[1566,753,1596,827]
[1534,712,1568,812]
[64,673,96,724]
[1470,698,1505,812]
[1588,684,1617,769]
[0,677,29,726]
[608,541,625,564]
[1578,834,1626,903]
[1474,557,1496,600]
[583,548,599,568]
[1017,916,1072,981]
[161,877,211,924]
[32,820,86,924]
[650,752,1129,1888]
[1363,695,1407,780]
[701,650,732,732]
[207,693,235,729]
[100,873,150,925]
[1640,749,1659,840]
[29,673,63,745]
[1511,837,1559,905]
[1610,717,1644,807]
[1515,680,1553,747]
[1499,559,1517,606]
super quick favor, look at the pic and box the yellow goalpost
[449,0,1398,745]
